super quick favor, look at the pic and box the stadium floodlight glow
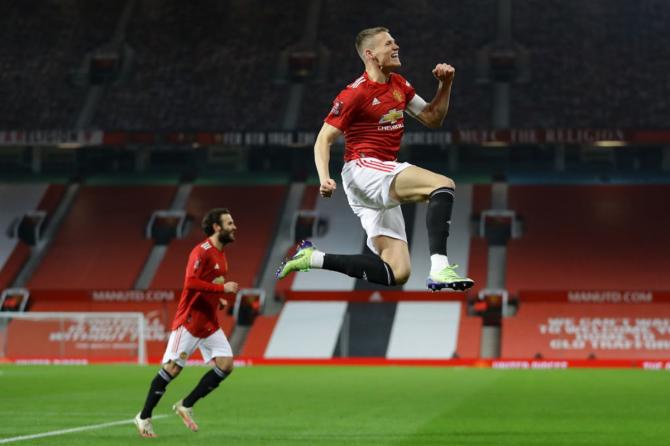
[593,140,627,147]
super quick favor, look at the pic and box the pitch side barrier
[501,290,670,361]
[233,358,670,370]
[0,289,235,364]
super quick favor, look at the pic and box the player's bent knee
[215,356,234,373]
[392,267,411,285]
[163,361,182,378]
[434,175,455,190]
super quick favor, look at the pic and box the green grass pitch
[1,365,669,445]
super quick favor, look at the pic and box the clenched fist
[432,63,455,84]
[320,178,337,198]
[224,281,239,294]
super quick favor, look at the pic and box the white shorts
[161,326,233,367]
[341,157,413,254]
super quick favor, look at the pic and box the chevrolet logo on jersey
[379,109,404,125]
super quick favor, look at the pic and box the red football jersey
[325,71,416,162]
[171,238,229,338]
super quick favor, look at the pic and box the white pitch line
[0,414,168,444]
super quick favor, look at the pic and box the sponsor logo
[91,290,175,302]
[379,108,404,125]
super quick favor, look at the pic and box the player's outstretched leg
[276,240,397,286]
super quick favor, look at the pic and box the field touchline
[0,414,169,444]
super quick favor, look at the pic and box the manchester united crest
[392,89,403,102]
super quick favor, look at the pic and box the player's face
[216,213,236,244]
[370,32,401,69]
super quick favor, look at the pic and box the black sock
[426,187,455,256]
[182,366,231,408]
[323,254,396,286]
[140,368,173,419]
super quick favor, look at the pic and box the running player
[134,208,239,437]
[277,26,474,291]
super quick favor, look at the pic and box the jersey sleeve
[324,88,360,132]
[401,76,416,103]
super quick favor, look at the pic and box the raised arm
[314,122,343,198]
[412,63,456,129]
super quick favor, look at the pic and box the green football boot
[276,240,315,279]
[427,264,475,292]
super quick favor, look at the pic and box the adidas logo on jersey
[372,97,381,106]
[215,263,220,270]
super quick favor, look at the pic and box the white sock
[430,254,449,274]
[310,250,325,269]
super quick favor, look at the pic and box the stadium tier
[512,0,670,128]
[27,185,176,289]
[92,0,307,131]
[0,183,65,289]
[505,185,670,294]
[2,1,669,130]
[0,1,123,129]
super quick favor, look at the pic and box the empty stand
[93,0,307,131]
[506,185,670,293]
[0,184,64,289]
[28,185,176,289]
[0,1,124,129]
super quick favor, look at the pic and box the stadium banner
[0,130,103,146]
[7,357,670,370]
[99,129,670,146]
[519,290,670,304]
[282,290,468,302]
[28,289,179,303]
[502,303,670,360]
[4,129,670,147]
[3,289,233,363]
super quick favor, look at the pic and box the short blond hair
[355,26,389,59]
